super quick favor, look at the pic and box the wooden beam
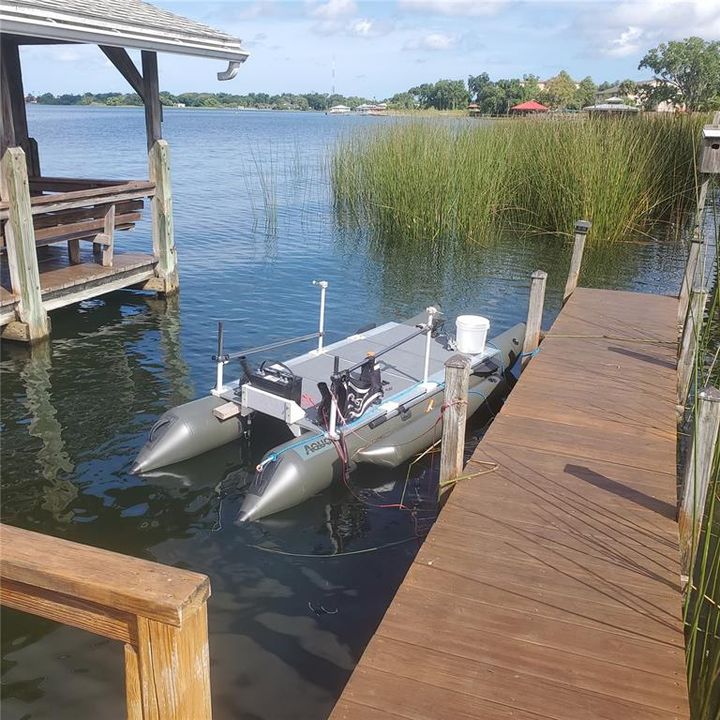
[0,180,155,219]
[142,50,162,150]
[0,147,49,342]
[100,46,146,103]
[0,577,137,645]
[0,38,29,145]
[0,523,209,627]
[0,41,17,174]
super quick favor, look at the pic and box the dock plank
[329,288,689,720]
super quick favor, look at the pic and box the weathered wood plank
[0,577,137,644]
[0,524,210,627]
[329,288,688,720]
[0,180,155,219]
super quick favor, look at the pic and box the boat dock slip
[330,288,689,720]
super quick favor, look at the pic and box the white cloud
[311,0,357,21]
[349,18,373,36]
[579,0,720,59]
[398,0,505,17]
[404,31,459,51]
[606,26,644,57]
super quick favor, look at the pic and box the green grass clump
[332,114,705,245]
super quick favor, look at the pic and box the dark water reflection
[1,106,688,719]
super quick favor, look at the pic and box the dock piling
[679,386,720,582]
[522,270,547,368]
[148,140,178,294]
[563,219,591,304]
[0,147,49,343]
[439,354,471,497]
[677,285,708,408]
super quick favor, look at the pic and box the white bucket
[455,315,490,355]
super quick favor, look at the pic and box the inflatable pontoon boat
[133,282,525,520]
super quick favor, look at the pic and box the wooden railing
[0,523,212,719]
[0,177,155,266]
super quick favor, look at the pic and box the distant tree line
[28,38,719,115]
[28,91,374,111]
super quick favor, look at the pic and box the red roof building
[510,100,549,113]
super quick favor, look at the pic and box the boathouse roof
[0,0,249,63]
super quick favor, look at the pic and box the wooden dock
[330,288,689,720]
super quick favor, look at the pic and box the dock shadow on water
[0,106,692,720]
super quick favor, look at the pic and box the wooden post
[679,386,720,583]
[0,147,49,342]
[563,219,591,303]
[142,51,178,294]
[677,286,707,409]
[522,270,547,369]
[141,51,162,150]
[439,354,470,497]
[149,140,178,292]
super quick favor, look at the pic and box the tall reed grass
[332,114,705,245]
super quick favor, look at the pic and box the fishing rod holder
[312,280,328,352]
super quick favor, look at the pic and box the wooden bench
[0,178,155,268]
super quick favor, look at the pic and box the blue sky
[19,0,720,98]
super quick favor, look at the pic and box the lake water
[0,106,689,719]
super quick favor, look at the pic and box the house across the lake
[0,0,248,342]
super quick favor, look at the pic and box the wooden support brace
[679,386,720,585]
[67,238,81,264]
[101,204,115,267]
[0,147,49,342]
[439,354,471,498]
[522,270,547,369]
[100,46,146,103]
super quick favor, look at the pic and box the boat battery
[247,361,302,404]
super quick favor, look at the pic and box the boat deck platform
[330,288,689,720]
[0,246,157,326]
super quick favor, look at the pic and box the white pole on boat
[328,394,338,439]
[215,321,225,393]
[423,306,438,385]
[313,280,328,352]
